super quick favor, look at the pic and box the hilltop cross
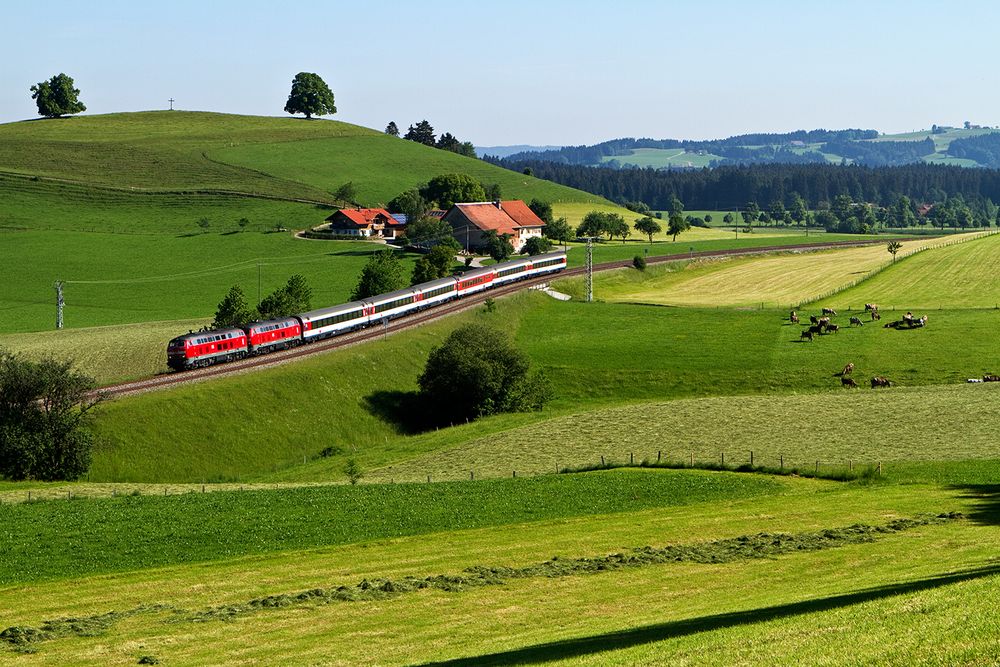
[168,98,175,111]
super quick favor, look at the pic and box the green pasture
[599,147,722,169]
[0,229,409,334]
[0,469,783,585]
[819,231,1000,309]
[0,174,329,234]
[84,289,1000,483]
[1,479,995,665]
[556,234,964,308]
[366,384,1000,483]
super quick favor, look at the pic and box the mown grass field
[1,479,994,665]
[819,230,1000,309]
[599,147,722,169]
[558,233,978,307]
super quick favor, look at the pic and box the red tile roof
[326,208,397,227]
[497,200,546,229]
[444,200,545,236]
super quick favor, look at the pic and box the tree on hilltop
[404,120,436,146]
[420,173,485,209]
[385,121,399,136]
[284,72,337,119]
[30,73,86,118]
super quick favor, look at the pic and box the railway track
[99,237,909,399]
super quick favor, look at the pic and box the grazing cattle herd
[790,303,935,390]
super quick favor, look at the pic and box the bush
[0,349,100,481]
[522,236,553,256]
[417,324,551,424]
[633,254,646,271]
[344,459,363,485]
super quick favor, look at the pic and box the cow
[809,315,819,325]
[822,307,837,316]
[842,377,858,388]
[871,376,892,388]
[984,374,1000,382]
[842,362,855,376]
[871,310,881,321]
[789,310,799,324]
[809,324,823,335]
[884,321,900,329]
[800,330,814,342]
[849,316,864,327]
[865,303,879,312]
[826,323,840,333]
[818,317,831,329]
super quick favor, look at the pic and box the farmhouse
[325,208,405,239]
[443,200,545,252]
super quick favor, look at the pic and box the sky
[1,0,997,146]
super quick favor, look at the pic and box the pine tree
[212,285,253,328]
[385,121,399,136]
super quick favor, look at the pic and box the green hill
[0,111,606,205]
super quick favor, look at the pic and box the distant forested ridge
[947,133,1000,167]
[495,160,1000,213]
[502,130,878,166]
[819,138,935,167]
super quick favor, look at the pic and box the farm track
[98,237,915,399]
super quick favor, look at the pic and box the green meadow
[6,113,1000,665]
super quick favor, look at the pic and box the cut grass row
[0,481,990,665]
[365,383,1000,484]
[0,469,786,585]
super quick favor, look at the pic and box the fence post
[513,470,516,478]
[721,452,725,466]
[849,460,853,472]
[780,454,783,470]
[690,452,694,467]
[657,450,661,463]
[427,475,431,483]
[601,455,605,466]
[750,450,754,466]
[878,461,882,476]
[630,452,634,465]
[815,461,819,474]
[470,470,474,481]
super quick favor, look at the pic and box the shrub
[344,459,363,485]
[633,254,647,271]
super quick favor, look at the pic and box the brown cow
[865,303,879,311]
[809,315,819,325]
[790,310,799,324]
[871,376,892,388]
[842,362,855,375]
[984,374,1000,382]
[849,316,864,327]
[822,307,837,316]
[842,377,858,388]
[871,310,881,321]
[809,324,823,335]
[800,330,814,342]
[826,323,840,333]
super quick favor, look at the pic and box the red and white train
[167,251,567,371]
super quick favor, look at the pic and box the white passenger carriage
[298,300,368,342]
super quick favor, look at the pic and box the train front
[166,335,191,371]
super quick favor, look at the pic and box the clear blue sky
[1,0,995,145]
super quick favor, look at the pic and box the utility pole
[54,281,64,329]
[168,97,175,111]
[585,237,594,303]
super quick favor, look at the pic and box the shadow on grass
[362,390,434,435]
[418,565,1000,666]
[950,484,1000,525]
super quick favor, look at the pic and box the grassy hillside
[0,111,607,206]
[819,231,1000,309]
[556,234,968,307]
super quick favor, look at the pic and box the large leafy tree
[387,189,430,221]
[212,285,253,328]
[482,230,515,262]
[667,212,691,241]
[30,73,86,118]
[351,249,407,300]
[404,120,436,146]
[528,199,554,224]
[0,349,99,481]
[411,244,457,284]
[406,216,456,248]
[417,324,551,424]
[420,173,486,209]
[634,216,662,244]
[543,217,573,246]
[522,236,553,256]
[256,274,313,320]
[283,72,337,119]
[385,121,399,136]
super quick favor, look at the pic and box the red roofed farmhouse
[325,208,405,239]
[442,200,545,252]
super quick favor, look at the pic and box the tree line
[494,160,1000,218]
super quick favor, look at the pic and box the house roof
[326,208,396,227]
[498,199,546,229]
[444,200,545,236]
